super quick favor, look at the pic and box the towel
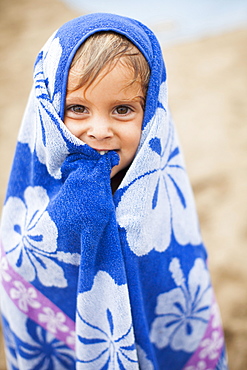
[0,13,228,369]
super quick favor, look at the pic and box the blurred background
[0,0,247,368]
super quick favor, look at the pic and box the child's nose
[87,120,113,141]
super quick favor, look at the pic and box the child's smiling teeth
[97,149,120,155]
[98,150,108,155]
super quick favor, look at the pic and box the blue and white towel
[0,13,227,369]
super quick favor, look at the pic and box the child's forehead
[65,33,149,100]
[67,60,143,95]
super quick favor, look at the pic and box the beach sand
[0,0,246,368]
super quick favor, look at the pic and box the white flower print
[158,81,168,110]
[5,317,75,369]
[136,344,154,370]
[185,360,212,370]
[38,307,69,334]
[199,330,224,360]
[0,186,68,287]
[43,37,62,100]
[18,37,69,180]
[116,104,201,256]
[211,302,222,329]
[76,271,138,369]
[10,281,41,312]
[66,331,76,347]
[0,247,11,282]
[150,258,212,352]
[1,316,19,369]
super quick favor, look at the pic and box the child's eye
[67,105,88,114]
[114,105,133,115]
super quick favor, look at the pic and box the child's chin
[110,165,120,179]
[110,164,130,181]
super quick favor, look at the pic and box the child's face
[64,62,144,178]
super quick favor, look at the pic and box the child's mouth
[98,150,108,155]
[96,149,119,155]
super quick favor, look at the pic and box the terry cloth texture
[0,13,228,370]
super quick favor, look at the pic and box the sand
[0,0,246,368]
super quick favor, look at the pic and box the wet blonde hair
[69,31,150,97]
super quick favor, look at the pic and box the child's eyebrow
[114,96,145,104]
[114,96,145,110]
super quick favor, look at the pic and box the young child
[0,13,228,369]
[64,31,149,193]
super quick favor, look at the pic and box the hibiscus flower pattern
[0,246,11,283]
[2,316,75,370]
[0,186,79,287]
[1,315,19,369]
[76,271,140,369]
[185,360,213,370]
[199,330,224,361]
[38,307,69,334]
[18,36,69,179]
[136,344,154,370]
[10,281,41,312]
[116,84,201,256]
[150,258,212,352]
